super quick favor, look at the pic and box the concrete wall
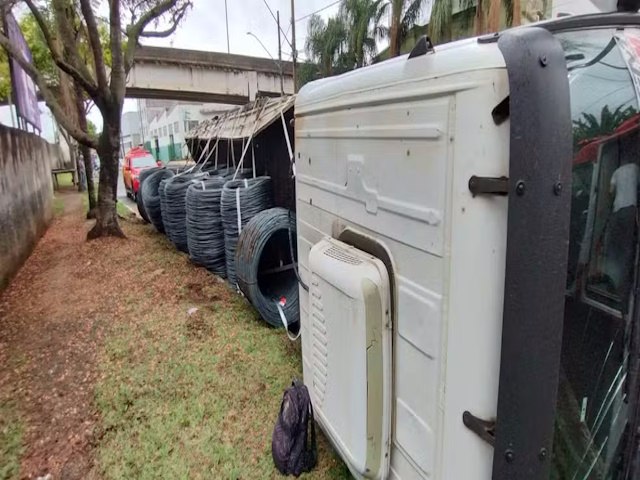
[0,124,58,290]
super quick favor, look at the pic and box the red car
[122,147,161,199]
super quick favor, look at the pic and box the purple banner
[6,11,41,130]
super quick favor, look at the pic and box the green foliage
[429,0,453,43]
[0,8,112,103]
[573,105,638,145]
[87,118,97,137]
[0,12,56,102]
[93,233,347,479]
[297,61,320,88]
[305,13,349,77]
[304,0,429,79]
[0,49,9,102]
[341,0,387,68]
[389,0,427,54]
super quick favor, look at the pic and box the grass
[56,172,75,188]
[116,200,134,219]
[0,386,24,480]
[53,196,65,216]
[93,223,350,479]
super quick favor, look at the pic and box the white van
[294,13,640,480]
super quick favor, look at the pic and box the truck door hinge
[468,176,509,197]
[463,411,496,447]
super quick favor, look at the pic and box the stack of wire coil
[162,172,208,252]
[185,177,228,277]
[141,168,175,233]
[221,176,273,285]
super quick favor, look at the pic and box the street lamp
[246,31,284,95]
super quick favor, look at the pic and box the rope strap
[236,187,242,234]
[276,299,301,341]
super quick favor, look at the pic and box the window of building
[169,124,173,135]
[174,121,180,133]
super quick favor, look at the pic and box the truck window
[132,154,157,168]
[552,28,640,479]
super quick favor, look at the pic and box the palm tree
[305,14,349,77]
[429,0,452,44]
[573,105,638,145]
[341,0,387,68]
[387,0,426,58]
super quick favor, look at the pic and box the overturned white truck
[294,13,640,480]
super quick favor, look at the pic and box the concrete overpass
[127,46,295,105]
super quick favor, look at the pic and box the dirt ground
[0,191,103,479]
[0,190,347,480]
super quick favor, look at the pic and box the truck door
[553,27,640,480]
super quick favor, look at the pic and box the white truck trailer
[294,12,640,480]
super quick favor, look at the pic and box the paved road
[117,170,138,216]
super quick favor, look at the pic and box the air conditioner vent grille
[324,245,363,265]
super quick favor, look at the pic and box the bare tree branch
[124,0,191,72]
[21,0,100,98]
[78,0,109,94]
[0,31,99,148]
[139,3,188,38]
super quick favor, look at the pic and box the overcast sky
[1,0,433,137]
[141,0,342,60]
[93,0,348,127]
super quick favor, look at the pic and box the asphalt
[117,170,139,217]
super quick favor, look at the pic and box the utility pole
[277,10,284,95]
[224,0,230,53]
[290,0,297,92]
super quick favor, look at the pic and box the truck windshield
[132,154,156,168]
[552,28,640,479]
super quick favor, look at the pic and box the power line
[261,0,293,49]
[295,0,342,23]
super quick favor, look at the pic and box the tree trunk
[87,107,125,240]
[475,0,486,35]
[74,81,97,218]
[389,16,400,57]
[513,0,521,26]
[487,0,501,32]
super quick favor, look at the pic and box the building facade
[120,111,142,155]
[139,100,231,163]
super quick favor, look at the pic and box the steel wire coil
[205,166,253,180]
[221,176,273,285]
[136,167,161,223]
[162,172,208,252]
[236,208,299,329]
[141,168,175,233]
[185,177,228,277]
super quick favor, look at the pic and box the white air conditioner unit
[307,238,392,480]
